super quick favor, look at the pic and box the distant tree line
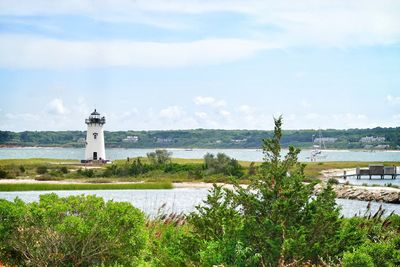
[1,127,399,149]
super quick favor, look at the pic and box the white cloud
[0,0,398,72]
[219,110,231,117]
[159,106,184,120]
[5,112,40,121]
[238,105,256,115]
[0,35,270,69]
[393,114,400,121]
[332,113,367,121]
[304,113,320,120]
[77,97,90,115]
[0,0,399,48]
[195,112,208,120]
[193,96,227,108]
[300,99,310,108]
[386,94,400,105]
[46,98,69,115]
[298,113,370,129]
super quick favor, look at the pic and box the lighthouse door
[93,152,98,160]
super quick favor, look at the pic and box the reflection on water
[0,189,398,218]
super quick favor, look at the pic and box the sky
[0,0,399,131]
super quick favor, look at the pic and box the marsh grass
[0,182,173,191]
[1,158,399,185]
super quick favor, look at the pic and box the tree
[147,149,172,165]
[203,152,244,177]
[189,116,340,266]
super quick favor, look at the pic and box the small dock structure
[341,164,398,180]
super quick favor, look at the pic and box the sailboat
[310,129,327,161]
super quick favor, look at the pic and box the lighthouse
[85,109,106,161]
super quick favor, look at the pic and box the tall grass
[0,182,172,191]
[0,158,78,165]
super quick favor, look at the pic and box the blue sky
[0,0,399,131]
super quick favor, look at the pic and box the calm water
[0,189,398,218]
[1,147,400,162]
[339,173,400,186]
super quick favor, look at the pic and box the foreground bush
[188,117,341,266]
[0,194,147,266]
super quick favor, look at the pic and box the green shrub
[163,163,201,173]
[36,165,48,174]
[188,168,203,180]
[103,158,155,177]
[59,166,69,174]
[77,168,95,177]
[189,117,340,266]
[147,149,172,165]
[19,165,25,173]
[0,194,147,266]
[359,242,397,267]
[148,222,192,267]
[248,161,257,176]
[203,153,244,177]
[328,178,339,185]
[343,251,374,267]
[0,169,8,179]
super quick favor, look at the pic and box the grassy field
[0,182,173,191]
[0,158,79,165]
[1,158,399,186]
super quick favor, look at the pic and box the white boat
[310,130,327,161]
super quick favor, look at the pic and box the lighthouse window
[93,133,98,139]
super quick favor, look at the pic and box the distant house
[360,136,385,143]
[123,136,139,143]
[231,138,248,144]
[155,137,174,144]
[313,137,337,143]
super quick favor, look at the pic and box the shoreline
[0,179,399,204]
[1,146,399,152]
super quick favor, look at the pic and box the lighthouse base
[80,159,111,165]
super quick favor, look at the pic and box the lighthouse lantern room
[85,109,106,162]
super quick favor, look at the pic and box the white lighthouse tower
[85,109,106,161]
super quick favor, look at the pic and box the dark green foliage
[103,158,155,177]
[147,213,194,267]
[248,161,257,176]
[19,165,25,173]
[36,165,48,174]
[203,153,244,177]
[0,194,147,266]
[59,166,69,174]
[163,163,202,173]
[0,168,8,178]
[2,126,399,149]
[188,117,341,266]
[77,168,95,177]
[328,177,340,184]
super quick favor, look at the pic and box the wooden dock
[340,165,398,180]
